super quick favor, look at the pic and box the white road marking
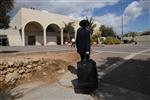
[124,49,150,60]
[96,49,150,78]
[93,50,150,56]
[91,52,103,57]
[93,50,131,54]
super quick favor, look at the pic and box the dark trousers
[79,52,90,61]
[79,52,86,61]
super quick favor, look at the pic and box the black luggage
[77,59,98,90]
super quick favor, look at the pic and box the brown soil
[23,59,70,82]
[0,51,80,90]
[0,51,80,63]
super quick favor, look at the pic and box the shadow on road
[95,57,150,100]
[0,82,25,100]
[69,57,150,99]
[68,65,77,75]
[99,57,150,96]
[96,57,123,71]
[0,90,24,100]
[0,51,19,54]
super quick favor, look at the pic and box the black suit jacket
[76,27,91,54]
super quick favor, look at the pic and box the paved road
[0,42,149,54]
[100,54,150,95]
[93,42,150,53]
[0,45,75,54]
[91,43,150,99]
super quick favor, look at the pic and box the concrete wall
[0,29,22,46]
[22,8,101,35]
[135,35,150,42]
[9,10,22,30]
[123,35,150,42]
[20,8,79,31]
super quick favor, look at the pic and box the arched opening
[46,24,61,45]
[24,21,43,46]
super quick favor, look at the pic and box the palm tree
[63,22,75,42]
[86,16,96,34]
[0,0,14,29]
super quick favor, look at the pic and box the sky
[10,0,150,35]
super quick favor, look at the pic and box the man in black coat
[76,20,91,61]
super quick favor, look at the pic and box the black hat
[79,20,90,27]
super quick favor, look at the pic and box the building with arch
[0,8,100,46]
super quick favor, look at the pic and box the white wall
[9,10,22,30]
[123,35,150,42]
[0,29,22,46]
[20,8,79,29]
[135,35,150,42]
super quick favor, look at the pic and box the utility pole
[121,0,124,43]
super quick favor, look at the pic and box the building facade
[0,8,100,46]
[0,8,80,46]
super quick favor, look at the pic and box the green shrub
[102,37,121,45]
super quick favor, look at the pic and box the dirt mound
[0,52,79,91]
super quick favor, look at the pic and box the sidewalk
[6,71,93,100]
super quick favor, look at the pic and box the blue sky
[92,0,149,33]
[12,0,150,35]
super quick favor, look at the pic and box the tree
[99,25,106,36]
[86,16,96,34]
[63,22,75,42]
[100,25,116,37]
[0,0,14,29]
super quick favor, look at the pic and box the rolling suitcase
[77,58,98,90]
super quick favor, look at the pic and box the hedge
[102,37,121,45]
